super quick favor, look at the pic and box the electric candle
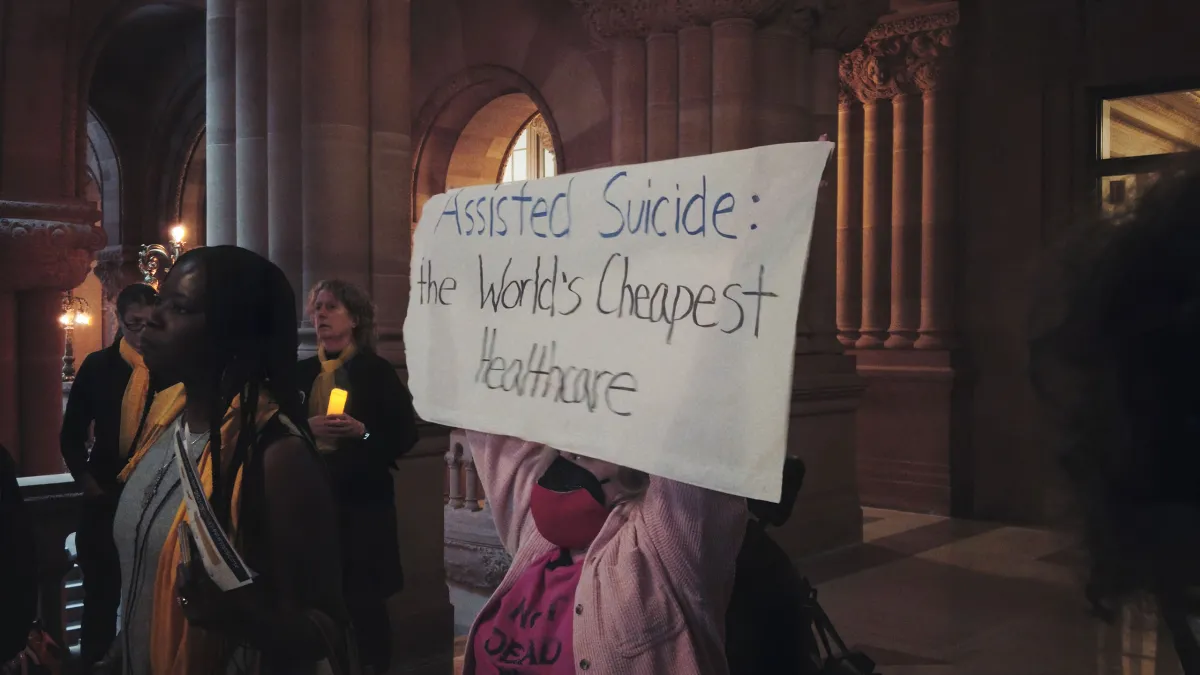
[327,388,348,416]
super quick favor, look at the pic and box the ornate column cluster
[573,0,884,358]
[206,0,414,356]
[837,9,958,350]
[570,0,886,556]
[206,4,453,670]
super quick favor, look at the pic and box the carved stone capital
[839,34,909,102]
[93,245,145,304]
[0,198,105,292]
[838,7,959,102]
[569,0,672,39]
[839,85,858,110]
[906,25,955,93]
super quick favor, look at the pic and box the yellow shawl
[118,338,151,459]
[309,343,356,453]
[118,383,279,675]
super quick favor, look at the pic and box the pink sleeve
[463,431,546,555]
[639,477,749,601]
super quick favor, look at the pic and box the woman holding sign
[103,247,350,675]
[297,279,420,675]
[460,432,747,674]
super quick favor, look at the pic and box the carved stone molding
[811,0,890,52]
[839,7,958,102]
[570,0,794,39]
[527,115,556,153]
[0,198,105,292]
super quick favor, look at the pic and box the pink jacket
[462,432,749,675]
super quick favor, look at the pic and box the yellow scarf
[118,338,151,459]
[309,343,356,453]
[118,383,279,675]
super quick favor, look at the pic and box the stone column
[0,200,104,474]
[18,291,66,475]
[369,0,414,364]
[754,24,799,147]
[711,19,755,152]
[803,45,844,355]
[913,27,956,350]
[568,0,884,560]
[855,98,889,348]
[0,292,16,454]
[836,93,863,347]
[236,0,269,256]
[207,0,238,246]
[267,0,303,305]
[611,38,647,164]
[843,31,905,350]
[646,33,679,161]
[885,92,919,348]
[300,0,371,293]
[677,26,712,157]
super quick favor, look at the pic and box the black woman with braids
[1030,163,1200,673]
[104,246,348,675]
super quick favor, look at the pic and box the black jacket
[296,349,419,600]
[60,342,163,492]
[0,445,36,662]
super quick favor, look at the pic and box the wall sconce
[139,224,187,290]
[60,292,92,382]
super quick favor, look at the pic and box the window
[500,114,556,183]
[1095,88,1200,219]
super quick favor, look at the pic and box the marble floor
[452,508,1183,674]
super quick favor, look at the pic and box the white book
[174,423,255,591]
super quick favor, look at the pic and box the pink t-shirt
[472,549,583,674]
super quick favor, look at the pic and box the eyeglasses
[123,320,147,333]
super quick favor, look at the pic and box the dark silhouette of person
[60,283,161,670]
[1031,163,1200,673]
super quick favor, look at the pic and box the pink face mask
[529,456,612,550]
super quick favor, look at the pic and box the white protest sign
[404,141,833,501]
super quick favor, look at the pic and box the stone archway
[412,67,567,633]
[86,109,121,246]
[412,66,566,228]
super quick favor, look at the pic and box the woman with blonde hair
[297,279,419,674]
[459,432,747,674]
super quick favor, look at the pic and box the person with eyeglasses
[60,283,165,672]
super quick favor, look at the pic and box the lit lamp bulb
[58,313,72,327]
[75,312,91,326]
[170,224,186,245]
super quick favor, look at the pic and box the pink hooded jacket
[461,431,749,675]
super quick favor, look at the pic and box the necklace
[138,420,206,511]
[123,417,210,645]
